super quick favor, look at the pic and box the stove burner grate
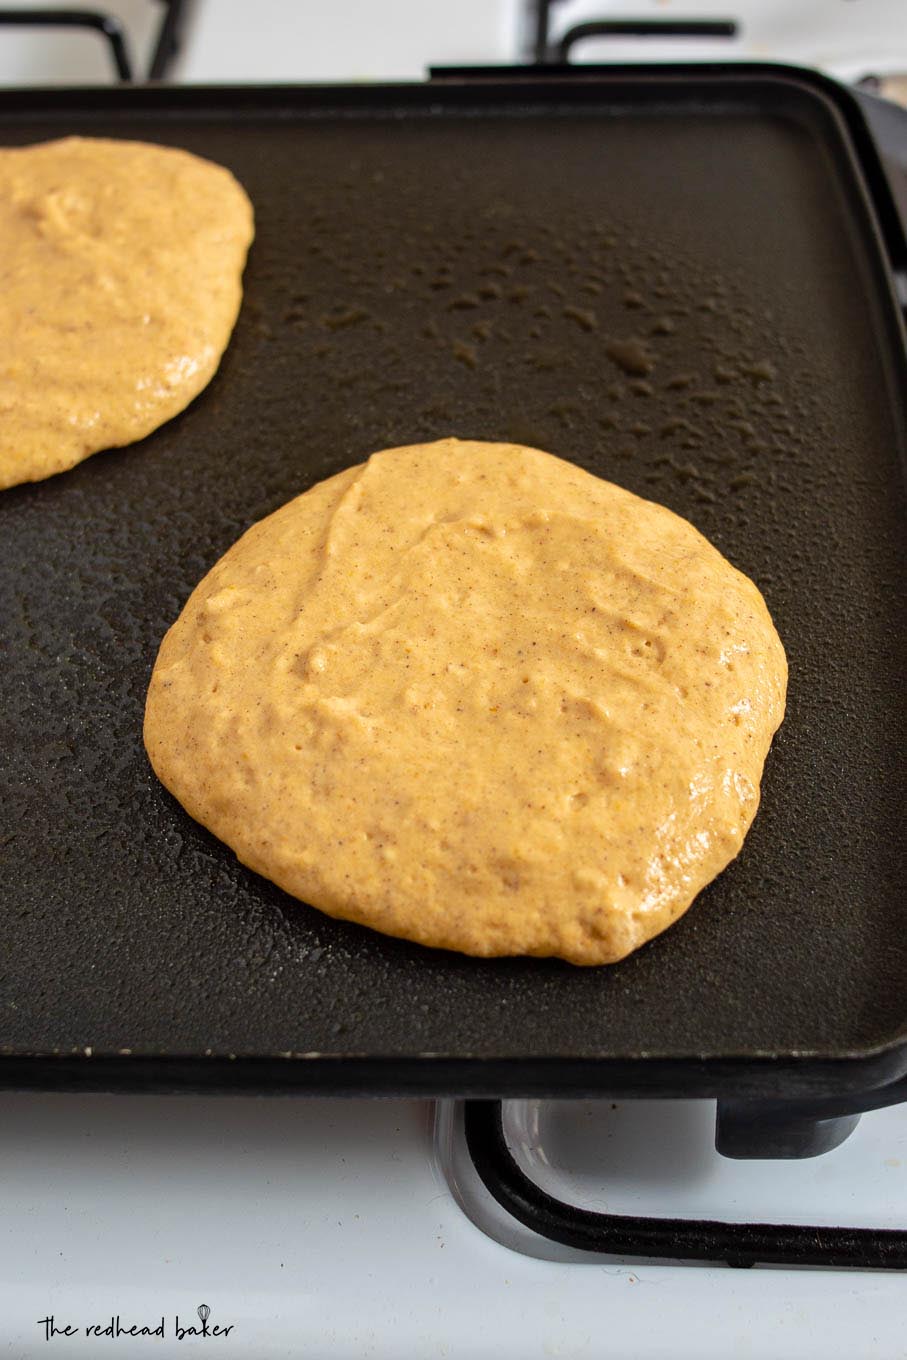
[456,1086,907,1269]
[0,1,187,82]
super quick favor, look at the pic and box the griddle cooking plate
[2,69,906,1098]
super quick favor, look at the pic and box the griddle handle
[716,1071,907,1159]
[715,1105,862,1159]
[464,1099,907,1269]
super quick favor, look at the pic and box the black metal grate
[0,1,187,82]
[464,1100,907,1268]
[527,2,738,63]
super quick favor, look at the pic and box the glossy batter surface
[0,136,253,489]
[145,440,787,965]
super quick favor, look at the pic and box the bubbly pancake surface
[0,136,253,489]
[144,439,787,965]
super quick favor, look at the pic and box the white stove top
[1,1093,905,1358]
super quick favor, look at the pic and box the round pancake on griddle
[144,439,787,965]
[0,136,253,489]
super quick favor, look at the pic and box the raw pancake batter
[144,440,787,965]
[0,136,253,489]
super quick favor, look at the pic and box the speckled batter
[0,136,253,489]
[144,439,787,965]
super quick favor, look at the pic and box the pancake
[0,136,253,489]
[144,439,787,965]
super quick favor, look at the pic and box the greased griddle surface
[1,79,906,1083]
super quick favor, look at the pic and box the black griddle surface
[2,74,906,1096]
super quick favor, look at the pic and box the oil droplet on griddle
[742,359,778,383]
[319,307,370,331]
[452,340,478,369]
[563,306,597,332]
[447,293,480,311]
[605,337,654,376]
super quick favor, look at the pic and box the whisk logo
[175,1303,235,1340]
